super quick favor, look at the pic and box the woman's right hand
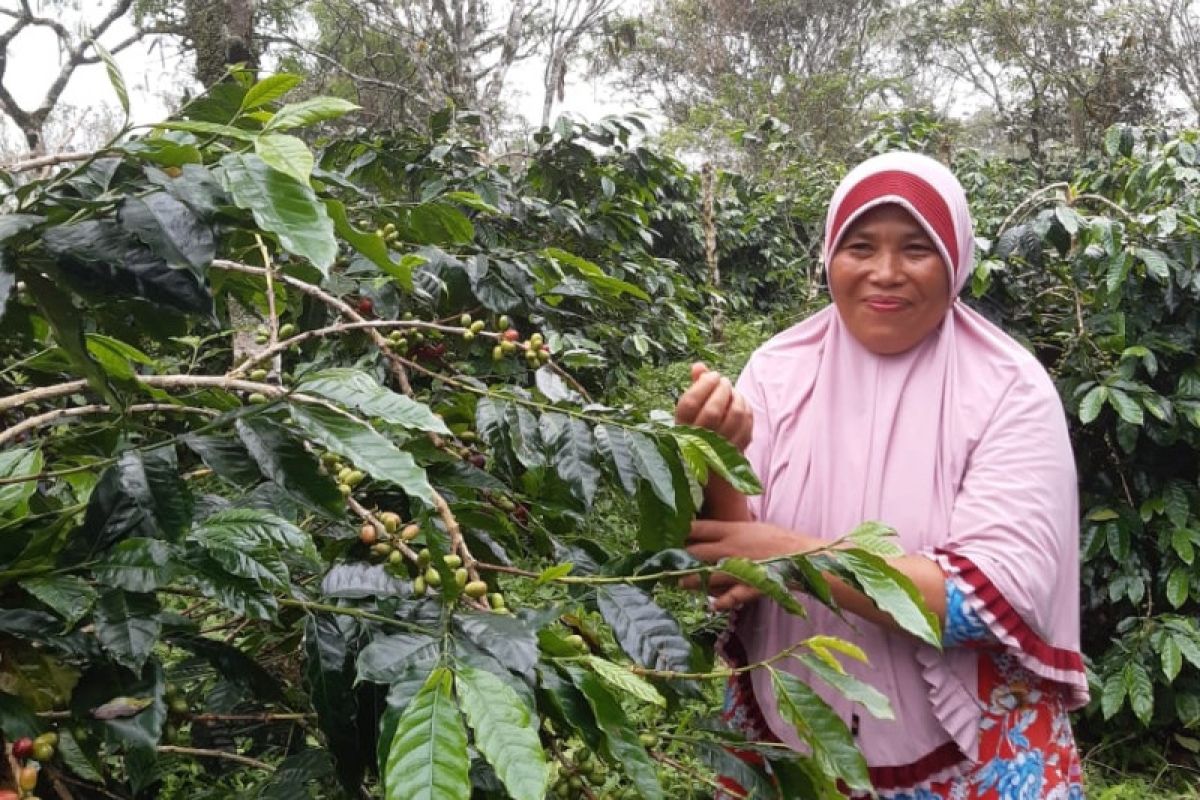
[674,362,753,451]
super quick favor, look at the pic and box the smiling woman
[674,152,1089,799]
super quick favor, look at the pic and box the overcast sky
[0,3,641,153]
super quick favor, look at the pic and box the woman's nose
[868,248,905,285]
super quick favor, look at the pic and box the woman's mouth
[865,296,909,312]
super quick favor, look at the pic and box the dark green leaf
[595,584,692,673]
[305,614,365,793]
[383,667,470,800]
[325,199,415,290]
[545,415,600,506]
[321,563,408,598]
[23,271,117,405]
[1101,669,1127,719]
[1167,567,1191,608]
[358,633,440,684]
[94,590,161,672]
[1108,388,1144,426]
[0,446,41,517]
[76,447,192,560]
[1124,661,1154,725]
[401,202,474,245]
[92,39,129,115]
[94,538,178,592]
[236,416,344,515]
[288,402,435,506]
[453,612,538,678]
[797,654,892,720]
[20,575,97,627]
[184,433,264,487]
[119,191,215,273]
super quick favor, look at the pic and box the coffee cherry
[502,328,520,342]
[357,297,374,315]
[344,470,365,487]
[379,512,401,533]
[462,330,475,342]
[443,554,463,569]
[638,733,657,748]
[425,567,442,587]
[370,543,392,558]
[497,315,510,330]
[247,392,268,404]
[492,345,504,361]
[538,348,551,364]
[338,484,353,497]
[337,466,354,483]
[566,634,587,653]
[529,332,544,349]
[12,737,33,759]
[278,323,296,338]
[249,368,269,381]
[488,592,506,610]
[32,740,54,761]
[464,580,488,599]
[388,550,403,565]
[18,765,37,791]
[470,320,485,333]
[359,524,378,545]
[400,523,420,541]
[33,732,57,749]
[418,549,431,566]
[454,568,468,588]
[460,313,472,327]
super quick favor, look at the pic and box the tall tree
[902,0,1166,166]
[605,0,892,163]
[0,0,146,152]
[1138,0,1200,124]
[539,0,617,127]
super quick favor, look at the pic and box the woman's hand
[682,520,812,611]
[674,363,753,451]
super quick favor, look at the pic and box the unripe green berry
[278,323,296,338]
[454,568,468,588]
[425,567,442,587]
[443,554,463,569]
[249,368,269,381]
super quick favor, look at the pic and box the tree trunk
[185,0,257,87]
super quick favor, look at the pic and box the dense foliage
[0,73,934,799]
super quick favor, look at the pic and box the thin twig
[997,182,1070,236]
[157,745,272,771]
[255,234,283,383]
[0,403,217,447]
[347,495,419,563]
[0,150,97,173]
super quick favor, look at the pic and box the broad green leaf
[20,575,97,628]
[716,557,808,617]
[595,584,692,673]
[797,653,892,720]
[542,247,650,301]
[57,728,105,783]
[831,550,941,647]
[453,613,539,678]
[255,134,315,186]
[635,445,694,551]
[94,590,161,672]
[0,447,41,517]
[1164,484,1191,529]
[325,199,416,289]
[321,563,408,598]
[1108,388,1144,425]
[584,655,665,707]
[1101,669,1126,719]
[183,434,264,488]
[24,272,117,407]
[1167,567,1191,608]
[305,614,365,793]
[219,153,337,273]
[1087,507,1119,522]
[456,664,549,800]
[119,191,215,273]
[1078,386,1106,424]
[241,73,303,110]
[545,415,600,507]
[236,417,344,516]
[1173,630,1200,670]
[1171,529,1196,565]
[91,39,128,116]
[567,667,663,800]
[265,97,359,131]
[1134,247,1172,281]
[844,521,903,558]
[297,368,449,433]
[1162,637,1184,682]
[772,669,870,790]
[1124,661,1154,725]
[668,426,761,494]
[288,402,435,506]
[0,213,43,243]
[401,202,474,245]
[94,538,178,592]
[77,447,192,555]
[599,425,675,508]
[383,667,470,800]
[357,633,440,684]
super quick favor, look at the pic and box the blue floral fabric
[943,577,997,647]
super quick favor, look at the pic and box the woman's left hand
[683,520,812,611]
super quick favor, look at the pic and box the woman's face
[828,204,953,355]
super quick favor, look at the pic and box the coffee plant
[0,71,936,799]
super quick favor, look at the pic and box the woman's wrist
[701,476,752,522]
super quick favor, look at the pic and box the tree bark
[185,0,257,87]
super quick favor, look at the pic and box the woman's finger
[674,371,723,424]
[694,376,734,432]
[687,519,728,543]
[712,584,762,612]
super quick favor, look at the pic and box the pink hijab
[726,152,1088,791]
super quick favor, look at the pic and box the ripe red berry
[12,737,33,759]
[502,329,520,342]
[356,297,374,315]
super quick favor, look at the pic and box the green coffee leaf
[829,550,941,647]
[265,97,359,131]
[772,668,870,791]
[584,655,665,707]
[241,73,303,110]
[668,425,761,494]
[383,667,470,800]
[456,665,548,800]
[716,557,807,617]
[297,368,449,433]
[255,134,314,186]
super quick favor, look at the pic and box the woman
[675,152,1088,799]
